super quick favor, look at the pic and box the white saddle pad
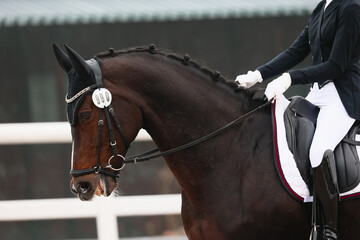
[273,95,360,202]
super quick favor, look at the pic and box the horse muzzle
[70,174,117,201]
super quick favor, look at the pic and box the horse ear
[64,44,93,79]
[53,43,72,73]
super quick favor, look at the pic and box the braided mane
[95,45,241,91]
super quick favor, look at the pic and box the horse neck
[103,53,262,205]
[110,53,252,146]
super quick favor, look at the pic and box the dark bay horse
[53,44,360,239]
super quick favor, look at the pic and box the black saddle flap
[335,122,360,192]
[284,96,318,185]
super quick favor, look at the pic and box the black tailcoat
[257,0,360,119]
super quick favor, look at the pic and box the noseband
[69,58,130,180]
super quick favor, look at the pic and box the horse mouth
[71,175,118,201]
[99,175,118,197]
[95,176,116,197]
[95,178,105,196]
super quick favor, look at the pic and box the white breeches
[305,82,356,168]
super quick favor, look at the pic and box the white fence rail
[0,122,151,144]
[0,122,182,240]
[0,195,182,240]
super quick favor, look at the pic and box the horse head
[53,44,143,200]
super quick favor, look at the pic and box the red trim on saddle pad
[341,192,360,200]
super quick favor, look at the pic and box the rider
[235,0,360,239]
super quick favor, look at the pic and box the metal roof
[0,0,318,27]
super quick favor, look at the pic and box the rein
[124,100,271,164]
[69,58,272,180]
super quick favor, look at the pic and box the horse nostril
[77,181,91,194]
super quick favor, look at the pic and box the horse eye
[79,111,92,122]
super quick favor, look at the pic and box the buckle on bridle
[93,165,100,174]
[107,154,126,171]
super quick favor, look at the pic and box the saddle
[284,96,360,193]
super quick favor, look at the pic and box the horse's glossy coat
[55,45,360,239]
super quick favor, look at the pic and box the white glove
[235,70,263,88]
[264,73,292,101]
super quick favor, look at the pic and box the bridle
[68,58,130,180]
[68,58,271,180]
[69,100,130,179]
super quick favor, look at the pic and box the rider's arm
[289,3,360,85]
[257,24,311,81]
